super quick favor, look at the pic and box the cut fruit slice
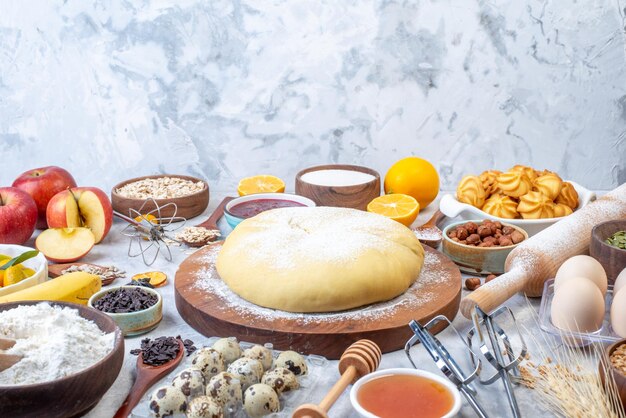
[237,175,286,196]
[132,271,167,287]
[4,265,26,286]
[35,227,95,263]
[134,213,158,224]
[367,194,420,227]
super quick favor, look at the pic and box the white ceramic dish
[350,368,462,418]
[0,244,47,297]
[439,181,595,236]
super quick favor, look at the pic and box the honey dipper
[292,339,382,418]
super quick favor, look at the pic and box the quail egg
[275,350,308,376]
[172,368,205,397]
[149,385,187,418]
[186,395,223,418]
[191,347,225,380]
[227,357,264,389]
[212,337,242,366]
[206,371,243,411]
[261,367,299,394]
[243,383,280,417]
[243,345,273,371]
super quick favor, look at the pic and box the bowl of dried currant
[88,285,163,337]
[442,219,528,275]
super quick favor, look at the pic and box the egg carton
[538,279,621,344]
[131,337,329,418]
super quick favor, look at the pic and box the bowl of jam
[224,193,316,229]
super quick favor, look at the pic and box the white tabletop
[67,194,554,418]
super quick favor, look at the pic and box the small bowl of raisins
[442,219,527,275]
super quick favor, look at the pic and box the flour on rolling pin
[461,183,626,318]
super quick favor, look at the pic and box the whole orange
[384,157,440,209]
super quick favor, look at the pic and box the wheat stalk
[517,298,624,418]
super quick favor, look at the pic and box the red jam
[229,199,305,218]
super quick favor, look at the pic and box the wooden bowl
[111,174,209,221]
[442,220,528,275]
[0,301,125,418]
[295,164,380,211]
[591,220,626,284]
[599,339,626,411]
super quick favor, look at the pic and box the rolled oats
[175,226,220,244]
[116,177,205,199]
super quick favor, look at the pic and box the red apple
[12,166,77,229]
[0,187,38,245]
[46,187,113,244]
[35,227,95,262]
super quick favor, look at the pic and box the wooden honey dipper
[292,339,382,418]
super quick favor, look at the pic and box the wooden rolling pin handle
[460,267,526,318]
[291,366,357,418]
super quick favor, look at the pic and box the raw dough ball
[149,385,187,418]
[275,351,307,376]
[212,337,242,366]
[216,207,424,313]
[243,345,273,371]
[186,396,223,418]
[555,255,608,295]
[551,277,605,333]
[243,384,280,417]
[206,372,243,411]
[191,348,225,380]
[227,358,264,389]
[261,367,299,394]
[171,368,205,397]
[613,268,626,296]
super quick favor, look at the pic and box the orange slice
[237,175,286,196]
[132,271,167,287]
[367,194,420,227]
[134,214,158,224]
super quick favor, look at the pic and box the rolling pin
[461,183,626,318]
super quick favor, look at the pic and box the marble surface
[1,0,625,192]
[16,196,558,418]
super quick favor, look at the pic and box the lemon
[4,265,26,287]
[367,194,420,227]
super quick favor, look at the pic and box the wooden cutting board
[175,242,461,359]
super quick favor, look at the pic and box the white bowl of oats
[111,174,209,220]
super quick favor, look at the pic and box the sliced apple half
[46,187,112,244]
[35,227,95,263]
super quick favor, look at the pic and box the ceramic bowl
[111,174,209,221]
[590,220,626,284]
[599,339,626,411]
[295,164,381,211]
[224,193,316,229]
[350,368,461,418]
[0,300,124,418]
[88,285,162,337]
[442,220,528,275]
[439,181,595,237]
[0,244,47,297]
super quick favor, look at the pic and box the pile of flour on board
[0,303,115,385]
[193,245,447,324]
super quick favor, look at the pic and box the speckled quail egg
[186,395,223,418]
[275,351,308,376]
[171,368,205,397]
[191,348,225,380]
[243,345,273,371]
[261,367,299,394]
[206,371,243,412]
[149,385,187,418]
[227,357,264,390]
[243,383,280,417]
[212,337,242,366]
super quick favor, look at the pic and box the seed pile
[93,287,157,313]
[116,177,205,199]
[606,231,626,250]
[175,226,220,244]
[61,264,125,282]
[610,343,626,374]
[131,336,196,366]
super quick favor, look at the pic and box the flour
[0,303,115,386]
[300,169,375,186]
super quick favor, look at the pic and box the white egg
[551,276,605,333]
[554,255,608,295]
[613,268,626,296]
[611,284,626,338]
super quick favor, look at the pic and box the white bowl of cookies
[440,165,596,237]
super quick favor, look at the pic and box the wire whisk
[114,198,186,266]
